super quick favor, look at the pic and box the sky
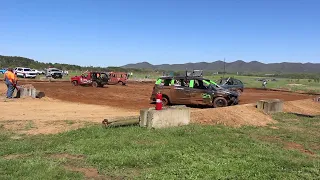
[0,0,319,66]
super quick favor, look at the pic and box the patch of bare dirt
[0,83,139,135]
[47,153,105,179]
[191,104,276,127]
[1,120,89,135]
[284,142,315,155]
[283,99,320,116]
[64,166,102,179]
[258,136,316,156]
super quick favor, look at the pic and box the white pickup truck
[46,68,63,79]
[14,67,37,78]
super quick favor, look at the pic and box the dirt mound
[283,99,320,116]
[191,104,276,127]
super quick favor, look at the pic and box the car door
[189,79,211,105]
[228,78,240,91]
[17,68,23,76]
[171,78,190,104]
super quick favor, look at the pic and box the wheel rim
[162,98,168,106]
[216,99,226,107]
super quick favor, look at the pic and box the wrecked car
[150,76,239,108]
[218,77,244,95]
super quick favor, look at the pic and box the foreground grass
[0,114,319,179]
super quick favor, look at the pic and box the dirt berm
[191,99,320,127]
[191,104,276,127]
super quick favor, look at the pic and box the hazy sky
[1,0,319,66]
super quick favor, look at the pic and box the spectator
[3,68,17,98]
[262,80,267,89]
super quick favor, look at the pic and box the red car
[107,72,128,85]
[71,71,109,87]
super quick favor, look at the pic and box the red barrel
[155,92,162,110]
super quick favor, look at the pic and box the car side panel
[189,88,211,105]
[172,86,190,104]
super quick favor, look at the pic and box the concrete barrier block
[139,108,154,127]
[257,99,283,114]
[146,107,190,129]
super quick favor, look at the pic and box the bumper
[229,96,239,105]
[51,74,63,78]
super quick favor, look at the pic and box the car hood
[215,89,238,97]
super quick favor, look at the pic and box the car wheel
[92,81,98,88]
[162,96,170,106]
[213,97,228,108]
[72,81,78,86]
[121,82,126,86]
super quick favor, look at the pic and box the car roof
[90,71,106,73]
[16,67,30,69]
[158,76,209,81]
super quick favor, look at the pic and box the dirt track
[29,81,313,111]
[1,81,318,135]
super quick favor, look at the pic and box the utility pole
[223,58,226,78]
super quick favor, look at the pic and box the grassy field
[1,113,319,179]
[206,75,320,93]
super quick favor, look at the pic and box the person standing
[262,80,267,89]
[4,68,17,98]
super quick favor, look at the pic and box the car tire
[92,81,98,88]
[121,82,126,86]
[72,81,78,86]
[213,97,228,108]
[162,96,170,106]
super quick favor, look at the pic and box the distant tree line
[0,55,148,73]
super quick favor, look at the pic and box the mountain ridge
[122,60,320,73]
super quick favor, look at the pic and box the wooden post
[257,99,283,114]
[102,116,139,127]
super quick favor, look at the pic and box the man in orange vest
[4,68,17,98]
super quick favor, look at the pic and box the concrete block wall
[140,106,190,129]
[14,86,45,99]
[257,99,283,114]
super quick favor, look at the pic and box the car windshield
[24,68,31,71]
